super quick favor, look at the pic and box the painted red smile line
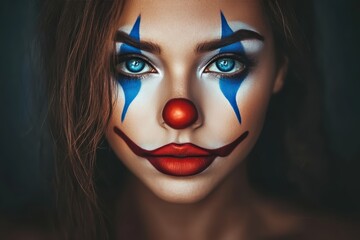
[114,127,248,177]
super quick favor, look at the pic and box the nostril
[162,98,198,129]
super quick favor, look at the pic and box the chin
[141,174,220,204]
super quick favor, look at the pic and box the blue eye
[125,58,145,73]
[205,56,246,75]
[116,56,156,76]
[215,58,235,72]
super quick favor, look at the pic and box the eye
[116,57,156,76]
[205,56,246,75]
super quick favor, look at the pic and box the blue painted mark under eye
[118,15,141,122]
[219,12,246,124]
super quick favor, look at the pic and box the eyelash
[203,53,255,79]
[114,54,157,78]
[113,53,255,79]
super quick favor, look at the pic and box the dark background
[0,0,360,234]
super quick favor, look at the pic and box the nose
[162,98,199,129]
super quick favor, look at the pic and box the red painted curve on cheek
[113,127,249,176]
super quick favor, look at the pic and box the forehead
[118,0,270,43]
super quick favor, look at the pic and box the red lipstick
[114,127,248,176]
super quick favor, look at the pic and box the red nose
[162,98,198,129]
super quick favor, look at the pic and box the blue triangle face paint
[118,15,142,122]
[219,12,246,124]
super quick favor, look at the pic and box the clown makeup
[116,16,142,122]
[106,0,287,203]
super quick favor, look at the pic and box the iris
[215,58,235,72]
[125,58,145,73]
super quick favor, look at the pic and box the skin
[107,0,287,203]
[106,0,288,239]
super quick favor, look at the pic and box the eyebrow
[115,31,161,54]
[196,29,264,53]
[115,29,264,55]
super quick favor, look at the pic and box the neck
[129,164,257,240]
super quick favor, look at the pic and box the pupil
[216,58,235,72]
[126,58,145,73]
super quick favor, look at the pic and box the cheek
[117,77,142,122]
[110,76,168,147]
[195,67,274,145]
[236,54,278,136]
[238,78,272,134]
[218,74,246,124]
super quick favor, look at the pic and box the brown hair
[38,1,124,239]
[38,0,325,239]
[256,0,328,203]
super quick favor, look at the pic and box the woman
[38,0,359,239]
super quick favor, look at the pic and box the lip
[114,127,248,176]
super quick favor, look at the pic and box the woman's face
[106,0,287,203]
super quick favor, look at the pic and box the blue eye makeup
[218,12,248,124]
[116,15,143,122]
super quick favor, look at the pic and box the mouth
[114,127,249,177]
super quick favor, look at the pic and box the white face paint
[106,0,287,203]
